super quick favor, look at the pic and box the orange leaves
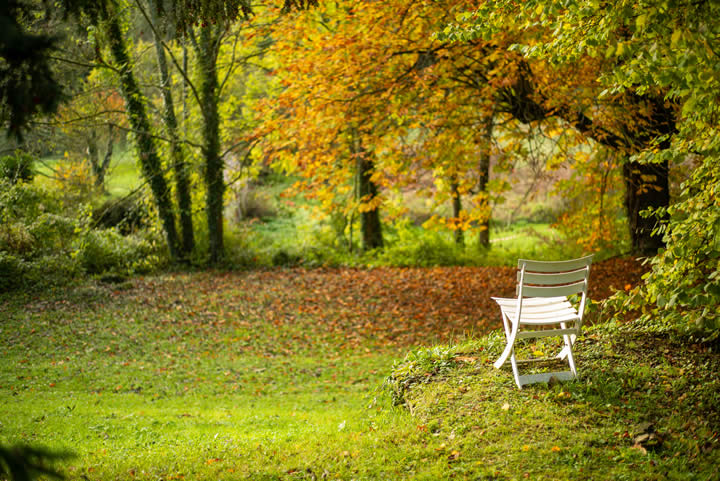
[254,0,515,219]
[125,257,645,353]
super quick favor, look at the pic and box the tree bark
[194,26,224,264]
[151,5,195,258]
[87,125,114,192]
[102,8,180,259]
[355,153,384,251]
[349,126,383,251]
[476,116,493,249]
[623,160,669,255]
[450,179,464,246]
[87,128,100,186]
[99,124,114,191]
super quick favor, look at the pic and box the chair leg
[494,313,519,369]
[560,322,578,378]
[509,350,522,389]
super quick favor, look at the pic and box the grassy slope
[387,328,720,480]
[2,267,717,480]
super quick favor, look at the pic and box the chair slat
[518,255,593,273]
[521,281,586,298]
[504,308,577,320]
[491,296,568,307]
[502,303,574,315]
[519,269,589,285]
[516,327,577,339]
[518,313,579,324]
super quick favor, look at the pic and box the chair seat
[491,296,580,325]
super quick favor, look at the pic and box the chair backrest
[515,255,593,328]
[516,255,593,299]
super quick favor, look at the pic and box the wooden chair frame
[492,255,593,389]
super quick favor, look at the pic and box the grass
[2,269,718,480]
[33,148,142,197]
[0,276,415,480]
[386,327,720,480]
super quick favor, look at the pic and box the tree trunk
[151,6,195,258]
[623,160,669,255]
[356,154,383,251]
[349,127,383,251]
[450,179,464,246]
[87,128,100,187]
[350,129,383,251]
[98,124,114,191]
[195,26,224,264]
[102,9,180,259]
[496,67,672,255]
[476,116,493,249]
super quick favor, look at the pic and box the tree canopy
[443,0,720,334]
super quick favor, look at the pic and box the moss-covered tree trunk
[102,9,180,259]
[194,26,224,264]
[151,8,195,259]
[476,116,493,249]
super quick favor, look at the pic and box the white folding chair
[492,255,593,389]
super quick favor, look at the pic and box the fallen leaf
[632,443,648,455]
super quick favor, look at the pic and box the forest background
[3,0,718,334]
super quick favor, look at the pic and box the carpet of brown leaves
[130,257,647,349]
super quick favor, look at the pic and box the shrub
[0,151,35,184]
[93,195,149,234]
[0,179,62,221]
[0,222,36,255]
[73,229,162,275]
[0,180,165,290]
[0,252,23,292]
[374,222,473,267]
[52,158,96,202]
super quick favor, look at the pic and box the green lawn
[0,274,415,480]
[2,269,718,480]
[34,148,142,196]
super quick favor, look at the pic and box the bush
[0,179,62,221]
[93,195,149,234]
[0,151,35,184]
[0,252,23,292]
[374,222,473,267]
[52,158,96,202]
[0,180,165,291]
[74,229,162,275]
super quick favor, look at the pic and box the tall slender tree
[147,0,195,258]
[98,1,181,259]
